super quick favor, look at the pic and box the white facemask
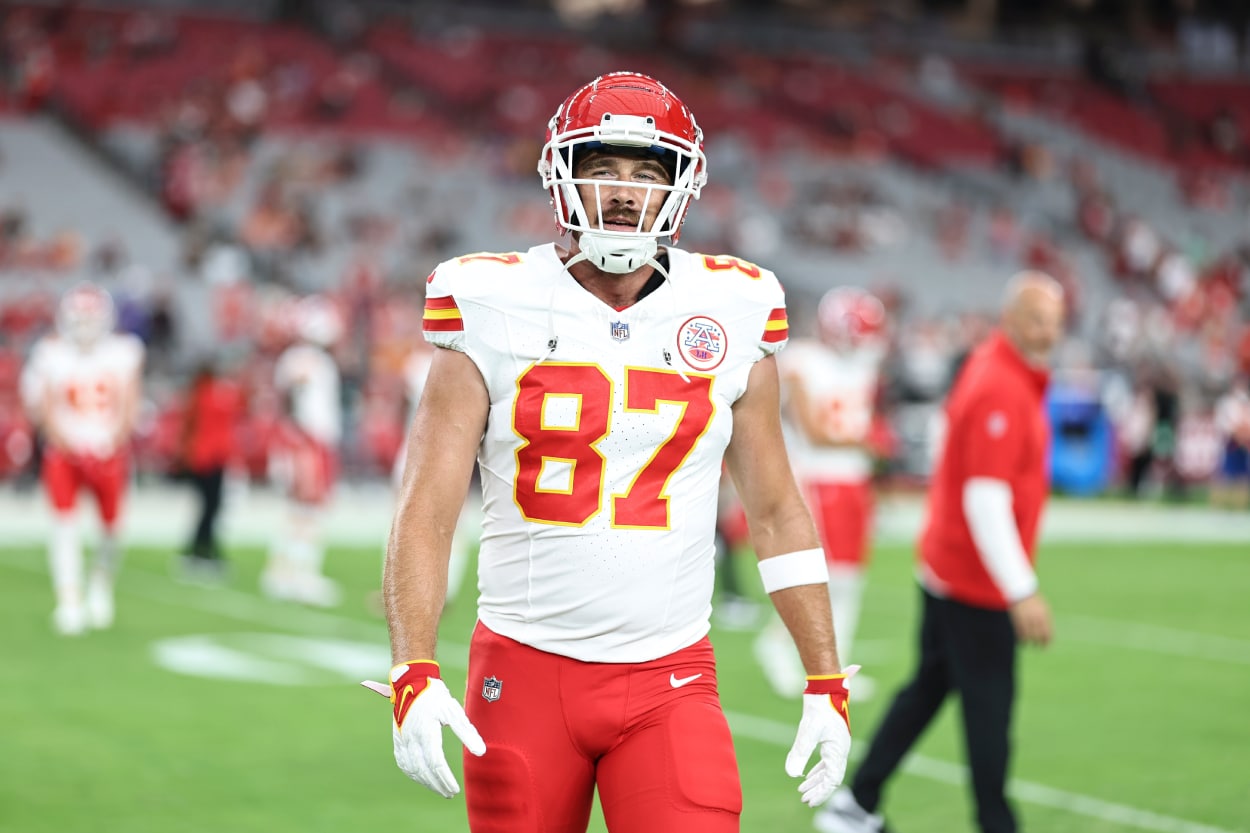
[578,231,659,274]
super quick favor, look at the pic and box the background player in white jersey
[389,342,477,604]
[262,294,343,607]
[757,287,888,701]
[20,282,144,635]
[367,72,858,833]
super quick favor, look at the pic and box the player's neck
[559,241,663,310]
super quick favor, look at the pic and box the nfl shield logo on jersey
[481,676,503,703]
[610,321,630,342]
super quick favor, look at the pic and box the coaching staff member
[819,272,1064,833]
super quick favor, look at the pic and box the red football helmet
[56,282,116,347]
[817,287,886,349]
[538,72,707,270]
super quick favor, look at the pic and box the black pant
[851,588,1018,833]
[187,467,225,560]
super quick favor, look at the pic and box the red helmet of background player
[56,282,116,347]
[538,72,707,273]
[817,286,886,349]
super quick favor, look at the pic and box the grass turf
[1,537,1247,833]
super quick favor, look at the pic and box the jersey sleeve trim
[762,307,788,344]
[423,296,463,333]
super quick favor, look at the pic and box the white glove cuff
[758,548,828,593]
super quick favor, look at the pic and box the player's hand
[1009,592,1053,647]
[784,665,858,808]
[362,660,486,798]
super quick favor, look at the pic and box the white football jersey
[20,333,144,457]
[780,339,881,482]
[274,343,342,445]
[423,244,788,662]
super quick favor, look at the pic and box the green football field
[2,529,1248,833]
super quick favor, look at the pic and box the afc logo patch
[676,316,728,371]
[481,676,503,703]
[610,320,631,342]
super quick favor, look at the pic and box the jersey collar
[988,330,1050,393]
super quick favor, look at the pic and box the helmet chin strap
[578,231,659,274]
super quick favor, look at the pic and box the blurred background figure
[19,282,144,635]
[262,294,343,607]
[390,340,477,606]
[756,286,888,700]
[822,273,1064,833]
[1212,375,1250,510]
[174,357,243,584]
[712,470,762,631]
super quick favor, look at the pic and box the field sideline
[4,480,1250,548]
[2,484,1248,833]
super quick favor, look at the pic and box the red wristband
[805,673,852,731]
[390,660,440,729]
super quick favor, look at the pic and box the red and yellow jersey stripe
[761,307,788,344]
[423,296,463,332]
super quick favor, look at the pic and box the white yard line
[1058,614,1250,666]
[864,584,1250,668]
[2,553,1243,833]
[725,714,1239,833]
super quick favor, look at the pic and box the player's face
[573,151,673,235]
[1008,290,1065,367]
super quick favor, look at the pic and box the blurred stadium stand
[0,0,1247,499]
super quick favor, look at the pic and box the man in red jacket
[817,273,1064,833]
[177,361,242,582]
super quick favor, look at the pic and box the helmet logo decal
[676,316,727,371]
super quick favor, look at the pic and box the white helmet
[56,282,116,347]
[538,72,707,274]
[294,295,343,348]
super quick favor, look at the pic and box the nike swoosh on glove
[784,664,859,808]
[362,660,486,798]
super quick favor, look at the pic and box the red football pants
[41,447,128,530]
[803,480,874,566]
[463,622,742,833]
[273,425,337,505]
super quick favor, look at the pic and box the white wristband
[757,548,828,593]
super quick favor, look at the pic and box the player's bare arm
[384,347,488,663]
[725,354,840,676]
[114,361,143,450]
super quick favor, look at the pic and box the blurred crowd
[0,0,1248,508]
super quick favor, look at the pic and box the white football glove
[362,660,486,798]
[784,664,859,808]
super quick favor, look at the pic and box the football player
[21,282,144,635]
[370,72,858,832]
[757,287,888,700]
[262,294,343,607]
